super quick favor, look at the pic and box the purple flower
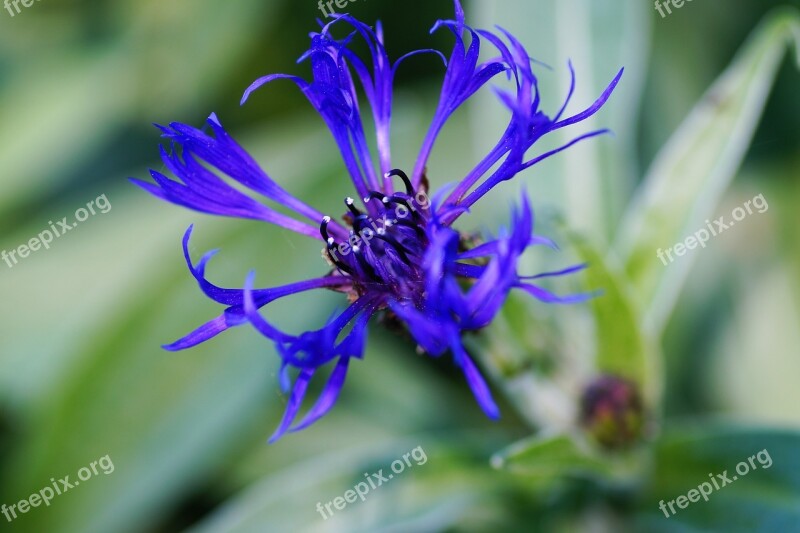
[132,0,622,442]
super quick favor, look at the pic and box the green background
[0,0,798,531]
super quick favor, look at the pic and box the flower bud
[580,375,644,449]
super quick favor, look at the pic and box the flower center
[319,170,429,300]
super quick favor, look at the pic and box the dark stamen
[319,215,333,241]
[320,216,356,275]
[346,197,375,233]
[383,194,423,223]
[363,191,386,204]
[345,197,363,217]
[385,169,415,195]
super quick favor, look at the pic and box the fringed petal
[268,368,315,443]
[132,115,334,240]
[451,337,500,419]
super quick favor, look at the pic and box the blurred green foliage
[0,0,798,531]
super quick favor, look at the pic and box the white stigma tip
[322,215,331,223]
[327,237,335,245]
[346,197,354,205]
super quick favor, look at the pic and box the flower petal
[289,356,351,433]
[132,115,336,240]
[450,336,500,419]
[268,368,315,443]
[162,315,230,351]
[515,283,597,304]
[412,10,509,188]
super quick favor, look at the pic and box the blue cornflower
[132,0,622,442]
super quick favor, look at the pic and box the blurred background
[0,0,798,531]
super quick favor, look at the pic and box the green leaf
[637,424,800,531]
[0,0,276,217]
[190,441,500,533]
[615,8,800,334]
[490,433,612,479]
[569,233,657,402]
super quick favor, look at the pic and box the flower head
[580,375,645,449]
[132,1,622,442]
